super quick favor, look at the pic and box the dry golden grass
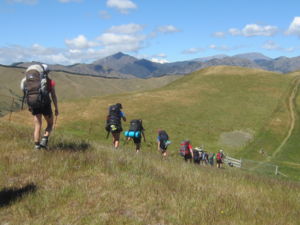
[1,120,300,225]
[1,66,300,224]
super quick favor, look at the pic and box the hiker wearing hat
[105,103,126,149]
[20,64,59,150]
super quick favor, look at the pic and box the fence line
[224,155,282,176]
[0,94,24,121]
[224,156,242,168]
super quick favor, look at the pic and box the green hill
[0,65,181,116]
[1,66,300,224]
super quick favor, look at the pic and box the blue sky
[0,0,299,65]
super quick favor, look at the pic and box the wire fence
[0,94,24,120]
[224,155,286,177]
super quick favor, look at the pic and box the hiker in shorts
[157,129,171,158]
[180,140,194,162]
[216,149,224,168]
[106,103,126,149]
[20,64,59,150]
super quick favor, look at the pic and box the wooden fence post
[275,166,279,175]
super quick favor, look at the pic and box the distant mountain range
[9,52,300,79]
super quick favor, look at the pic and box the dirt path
[269,78,300,161]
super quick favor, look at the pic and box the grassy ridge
[1,66,300,224]
[0,120,300,224]
[0,65,181,116]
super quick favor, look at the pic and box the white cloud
[229,24,278,37]
[99,10,111,19]
[243,24,278,37]
[157,25,180,33]
[228,28,241,36]
[65,35,98,49]
[286,17,300,37]
[150,58,168,64]
[209,44,230,51]
[69,49,82,54]
[262,40,295,52]
[0,22,180,65]
[182,48,204,54]
[212,32,226,38]
[262,40,280,50]
[107,23,144,34]
[106,0,137,14]
[6,0,37,4]
[95,23,146,52]
[0,44,72,65]
[97,33,145,51]
[153,53,167,58]
[148,53,168,64]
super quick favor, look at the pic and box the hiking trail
[268,77,300,161]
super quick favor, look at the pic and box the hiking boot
[40,136,48,149]
[34,144,41,150]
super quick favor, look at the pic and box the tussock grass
[2,66,300,224]
[0,121,300,224]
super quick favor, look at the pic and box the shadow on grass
[50,141,91,152]
[0,183,37,207]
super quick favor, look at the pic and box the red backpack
[179,141,190,156]
[216,152,223,160]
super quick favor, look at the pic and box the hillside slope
[5,66,298,164]
[0,120,300,224]
[0,66,181,116]
[1,66,300,224]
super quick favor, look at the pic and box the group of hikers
[20,63,226,167]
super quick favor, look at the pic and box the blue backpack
[124,119,142,138]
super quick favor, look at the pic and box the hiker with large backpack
[105,103,126,149]
[157,129,171,158]
[124,119,145,153]
[193,147,202,164]
[179,140,194,162]
[20,64,59,150]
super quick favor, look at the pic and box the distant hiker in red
[216,149,224,168]
[105,103,126,149]
[20,64,59,150]
[179,140,194,162]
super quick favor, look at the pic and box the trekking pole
[52,115,58,136]
[106,131,110,139]
[21,94,25,110]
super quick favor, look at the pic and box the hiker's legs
[33,114,42,143]
[133,138,141,152]
[135,143,141,152]
[112,132,120,148]
[43,114,54,137]
[161,149,167,158]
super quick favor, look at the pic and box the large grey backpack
[23,65,50,109]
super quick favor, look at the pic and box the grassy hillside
[0,120,300,224]
[0,65,181,116]
[1,66,300,224]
